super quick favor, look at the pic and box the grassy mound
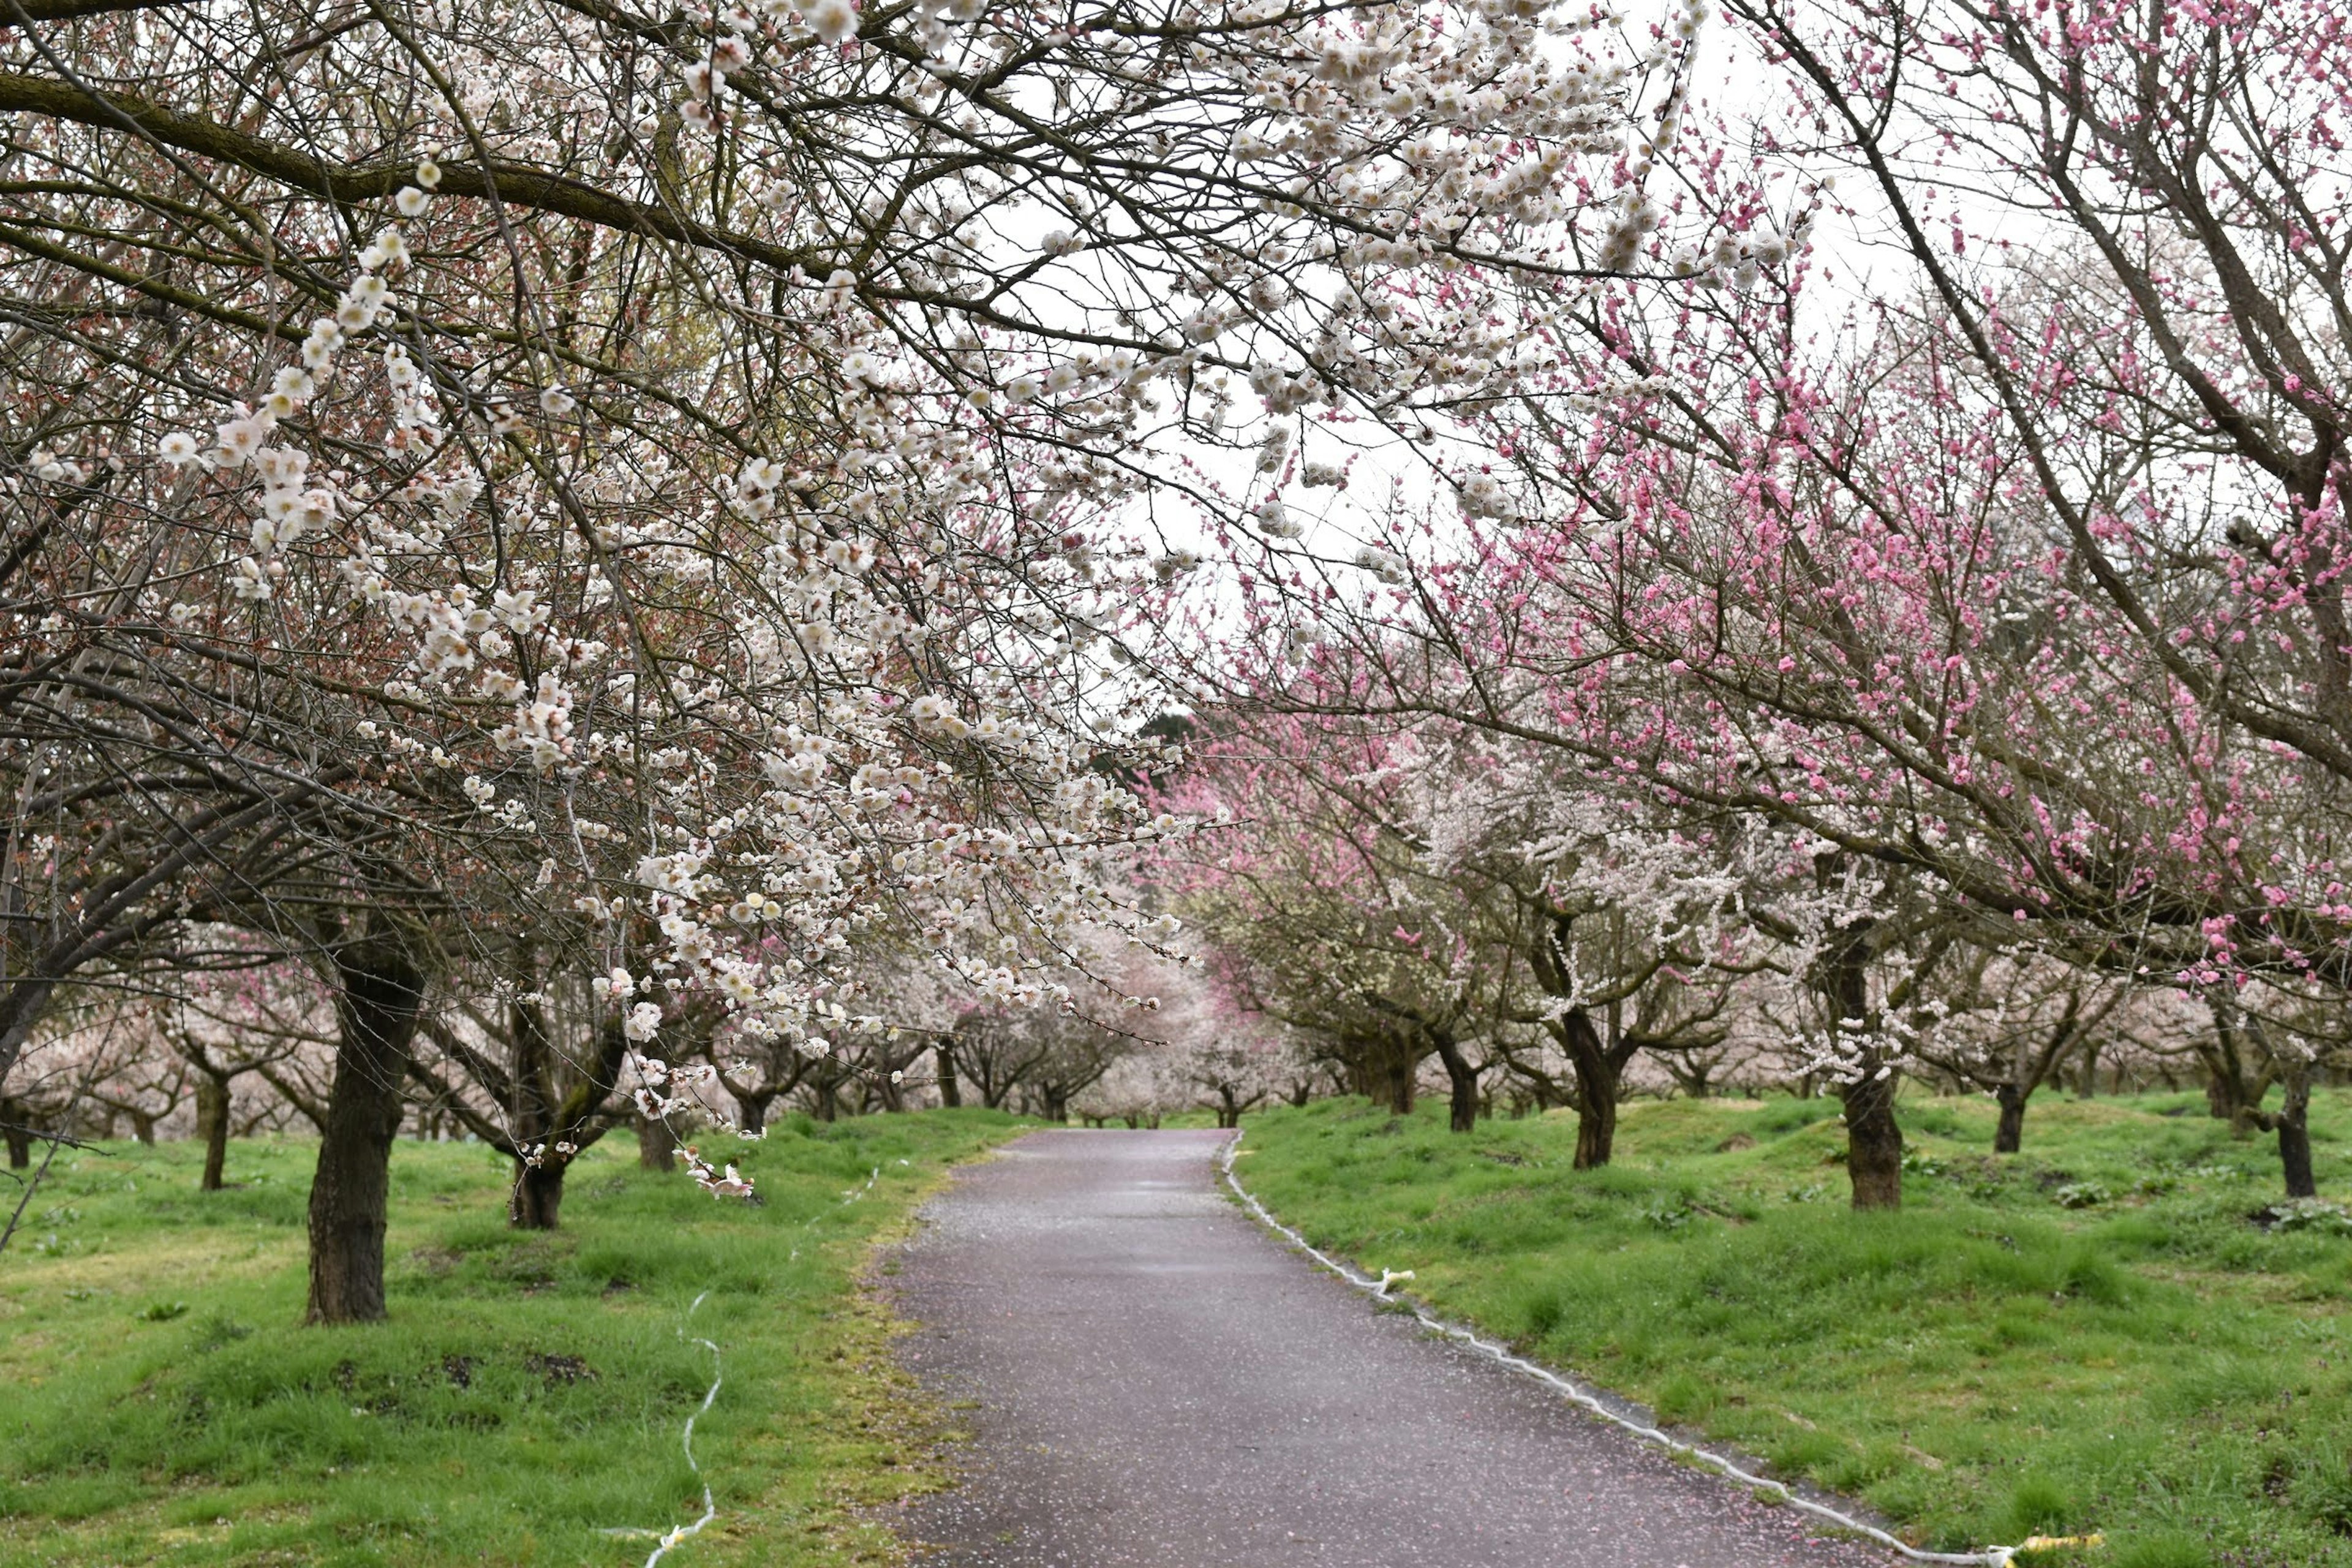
[1233,1091,2352,1568]
[0,1110,1022,1567]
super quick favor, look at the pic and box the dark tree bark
[1379,1039,1416,1116]
[1821,922,1902,1209]
[1430,1030,1479,1133]
[1842,1068,1905,1209]
[1992,1080,2026,1156]
[934,1042,961,1107]
[2074,1036,2102,1098]
[2251,1060,2320,1200]
[511,1161,564,1227]
[1210,1082,1267,1129]
[503,1012,630,1229]
[638,1113,677,1170]
[2278,1069,2318,1199]
[1555,1008,1632,1170]
[195,1074,231,1190]
[3,1097,36,1168]
[501,982,564,1229]
[306,933,426,1325]
[2201,1001,2261,1134]
[1523,911,1649,1170]
[1576,1087,1619,1169]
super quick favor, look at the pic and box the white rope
[1218,1133,2019,1567]
[617,1163,893,1562]
[641,1290,722,1568]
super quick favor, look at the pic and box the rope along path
[1218,1133,2022,1568]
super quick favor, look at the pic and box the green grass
[1232,1090,2352,1568]
[0,1110,1025,1567]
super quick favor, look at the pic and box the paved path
[891,1129,1896,1568]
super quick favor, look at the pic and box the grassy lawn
[1231,1091,2352,1568]
[0,1110,1024,1568]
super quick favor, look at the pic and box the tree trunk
[305,935,426,1326]
[2272,1064,2318,1200]
[1558,1009,1628,1170]
[2,1098,34,1168]
[127,1110,157,1145]
[638,1113,677,1172]
[510,1159,565,1228]
[935,1043,961,1107]
[1041,1085,1069,1123]
[1575,1088,1618,1170]
[1431,1033,1479,1133]
[1992,1080,2026,1155]
[2075,1037,2101,1098]
[1842,1069,1904,1209]
[739,1093,771,1134]
[1821,922,1901,1208]
[2203,1000,2258,1134]
[1379,1041,1416,1116]
[195,1076,232,1190]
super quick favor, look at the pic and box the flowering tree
[1151,0,2352,1202]
[2,0,1716,1314]
[1151,708,1528,1129]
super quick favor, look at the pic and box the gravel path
[891,1128,1899,1568]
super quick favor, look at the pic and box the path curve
[891,1128,1897,1567]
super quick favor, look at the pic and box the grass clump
[0,1110,1022,1567]
[1234,1091,2352,1566]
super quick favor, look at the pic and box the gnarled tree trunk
[1842,1068,1905,1210]
[1430,1031,1479,1133]
[1822,921,1902,1209]
[511,1161,565,1227]
[1553,1008,1634,1170]
[934,1042,961,1107]
[2277,1066,2317,1199]
[2252,1060,2319,1200]
[2202,1000,2261,1136]
[505,1011,630,1229]
[306,932,427,1325]
[1378,1037,1417,1116]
